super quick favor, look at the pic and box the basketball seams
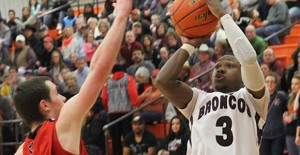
[182,18,219,37]
[171,0,185,17]
[172,3,207,27]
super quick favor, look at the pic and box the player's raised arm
[156,37,207,109]
[56,0,132,153]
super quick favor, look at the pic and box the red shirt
[23,119,88,155]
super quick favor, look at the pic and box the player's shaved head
[219,55,240,64]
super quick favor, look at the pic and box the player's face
[171,118,181,134]
[46,81,66,118]
[212,56,243,93]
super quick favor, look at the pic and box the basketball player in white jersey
[156,0,269,154]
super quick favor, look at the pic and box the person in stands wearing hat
[23,24,42,60]
[37,36,63,75]
[129,9,151,35]
[191,44,215,92]
[132,21,143,43]
[24,69,35,80]
[12,34,37,69]
[138,69,167,124]
[0,17,11,49]
[123,114,157,155]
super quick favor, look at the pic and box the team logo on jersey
[28,142,34,154]
[198,95,251,120]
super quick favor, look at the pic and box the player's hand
[112,0,132,18]
[180,35,210,48]
[204,0,227,18]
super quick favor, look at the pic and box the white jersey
[179,87,269,155]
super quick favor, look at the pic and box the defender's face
[212,56,242,93]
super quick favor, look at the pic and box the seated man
[123,115,157,155]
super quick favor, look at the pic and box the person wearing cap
[0,17,11,49]
[13,34,37,69]
[129,9,151,35]
[123,115,157,155]
[23,24,42,59]
[102,64,139,155]
[191,44,215,92]
[73,18,87,59]
[132,21,143,42]
[24,69,35,80]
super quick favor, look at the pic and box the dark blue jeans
[256,24,285,45]
[285,136,299,155]
[259,134,285,155]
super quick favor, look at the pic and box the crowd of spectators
[0,0,300,154]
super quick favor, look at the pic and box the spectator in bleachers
[231,0,252,32]
[153,22,169,50]
[287,45,300,90]
[158,46,169,69]
[256,0,291,45]
[61,26,78,61]
[211,39,230,63]
[74,19,88,59]
[87,17,98,37]
[123,114,157,155]
[84,32,98,65]
[95,20,110,44]
[286,0,300,23]
[83,3,98,22]
[7,66,25,96]
[166,31,181,52]
[62,8,77,29]
[39,0,54,27]
[49,51,66,84]
[24,69,35,80]
[0,74,11,97]
[129,9,151,35]
[12,34,37,69]
[191,44,215,92]
[245,25,266,60]
[138,69,165,124]
[283,74,300,155]
[21,6,31,23]
[102,64,139,155]
[82,101,106,155]
[127,49,155,77]
[260,72,287,155]
[150,0,171,22]
[150,14,161,35]
[120,30,143,68]
[260,63,271,77]
[157,116,190,155]
[132,21,144,43]
[0,39,10,65]
[38,36,61,74]
[262,48,284,83]
[101,0,114,18]
[23,24,42,60]
[135,66,152,94]
[62,72,79,100]
[29,0,41,16]
[160,2,173,28]
[208,21,226,48]
[53,0,70,30]
[141,0,159,21]
[141,34,160,68]
[0,17,11,49]
[73,57,89,87]
[56,66,70,93]
[0,61,9,84]
[6,10,19,41]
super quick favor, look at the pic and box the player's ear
[39,100,51,114]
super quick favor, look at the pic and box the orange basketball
[170,0,218,38]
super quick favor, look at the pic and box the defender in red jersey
[13,0,132,154]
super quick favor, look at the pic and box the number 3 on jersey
[216,116,233,146]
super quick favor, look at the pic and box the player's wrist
[181,44,195,56]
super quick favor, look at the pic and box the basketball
[170,0,219,38]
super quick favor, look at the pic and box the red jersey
[23,119,88,155]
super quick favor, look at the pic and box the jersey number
[216,116,233,146]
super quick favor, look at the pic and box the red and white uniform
[23,119,88,155]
